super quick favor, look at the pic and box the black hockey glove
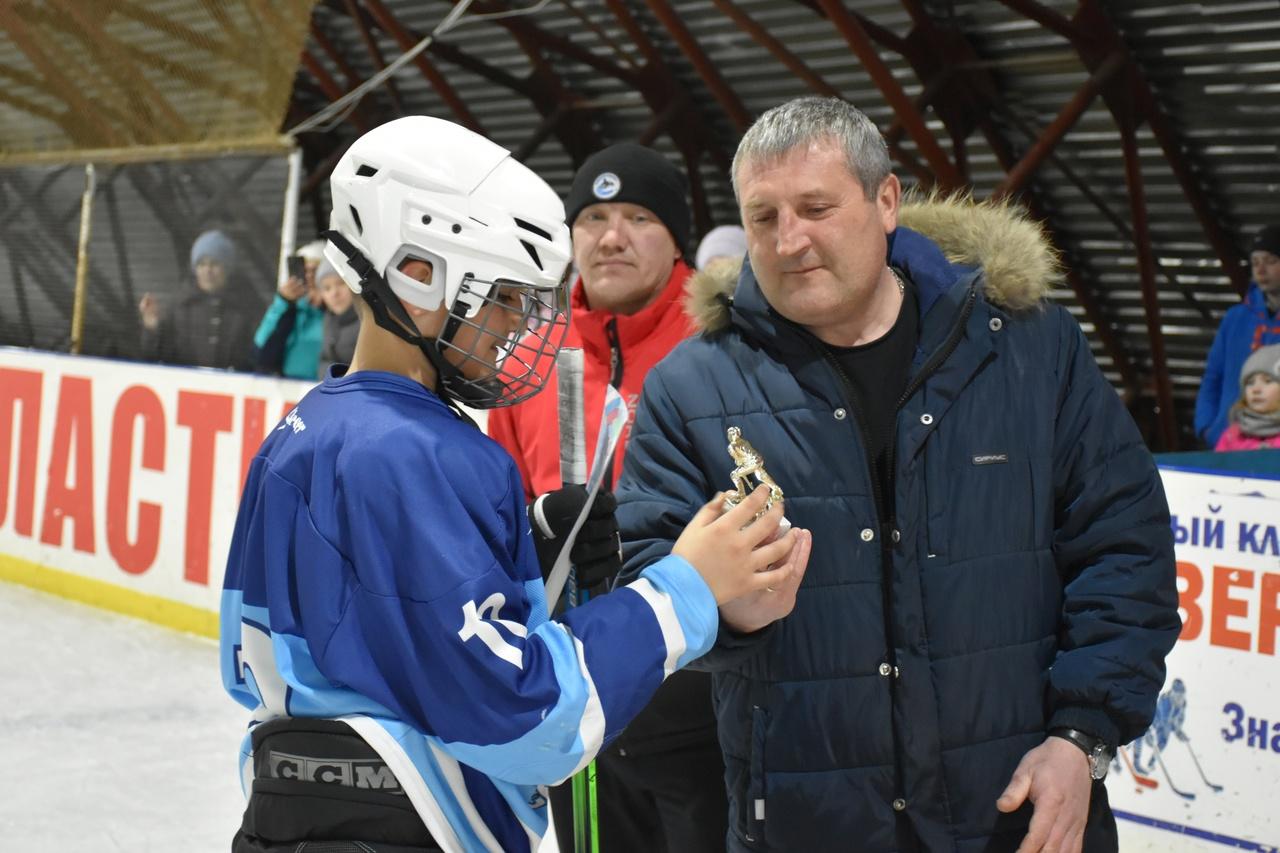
[530,485,622,591]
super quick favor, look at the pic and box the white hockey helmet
[323,116,573,408]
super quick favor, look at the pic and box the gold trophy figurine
[723,427,788,532]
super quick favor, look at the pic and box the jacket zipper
[605,318,624,388]
[600,318,624,491]
[807,280,979,807]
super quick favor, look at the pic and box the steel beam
[815,0,963,190]
[991,50,1125,201]
[362,0,485,132]
[712,0,840,98]
[1120,124,1178,450]
[641,0,753,131]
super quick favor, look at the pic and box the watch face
[1090,745,1113,781]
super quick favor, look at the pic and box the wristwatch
[1049,728,1114,781]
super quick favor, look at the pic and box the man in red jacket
[488,143,726,852]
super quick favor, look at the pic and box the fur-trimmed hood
[687,193,1062,333]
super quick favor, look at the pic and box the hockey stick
[1118,746,1159,789]
[556,349,598,853]
[1180,738,1224,793]
[1154,748,1196,801]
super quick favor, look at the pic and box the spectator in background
[316,258,358,376]
[138,229,260,371]
[695,223,747,271]
[488,142,727,853]
[1214,343,1280,451]
[1195,224,1280,447]
[254,239,327,379]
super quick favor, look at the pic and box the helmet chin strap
[324,230,479,425]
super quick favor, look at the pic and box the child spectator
[1215,342,1280,450]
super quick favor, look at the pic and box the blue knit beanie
[189,230,237,273]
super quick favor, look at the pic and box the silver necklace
[889,266,905,295]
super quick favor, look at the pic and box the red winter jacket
[489,260,696,501]
[489,259,716,756]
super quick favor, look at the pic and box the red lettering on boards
[0,368,42,536]
[39,376,95,553]
[106,385,166,575]
[177,390,233,586]
[1178,560,1280,655]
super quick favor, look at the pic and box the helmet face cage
[437,270,571,408]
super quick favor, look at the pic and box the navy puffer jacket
[616,196,1179,852]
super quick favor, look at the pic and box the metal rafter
[300,49,374,132]
[712,0,840,98]
[880,1,1140,393]
[360,0,485,132]
[311,20,364,91]
[1071,0,1249,296]
[792,0,908,55]
[327,0,534,98]
[438,0,639,85]
[556,0,641,70]
[601,0,732,176]
[994,102,1211,323]
[993,0,1081,43]
[640,0,753,131]
[1120,123,1178,449]
[341,0,406,114]
[814,0,963,191]
[991,50,1126,201]
[995,0,1250,297]
[508,30,605,167]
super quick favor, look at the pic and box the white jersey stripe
[427,740,507,853]
[565,634,606,779]
[625,578,687,679]
[343,715,467,853]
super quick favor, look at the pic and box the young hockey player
[220,116,810,853]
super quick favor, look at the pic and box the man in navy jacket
[617,97,1180,853]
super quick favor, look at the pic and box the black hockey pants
[231,718,441,853]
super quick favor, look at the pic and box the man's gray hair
[732,97,891,200]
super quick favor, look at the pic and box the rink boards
[0,347,314,637]
[1,347,1277,851]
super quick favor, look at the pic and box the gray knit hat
[1240,343,1280,389]
[189,229,237,272]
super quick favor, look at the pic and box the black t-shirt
[828,270,918,521]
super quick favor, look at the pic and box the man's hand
[718,518,811,633]
[278,275,308,303]
[996,736,1092,853]
[672,487,810,607]
[530,485,621,589]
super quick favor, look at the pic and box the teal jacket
[254,295,325,380]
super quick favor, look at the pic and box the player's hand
[278,275,308,302]
[673,487,810,607]
[718,523,810,633]
[138,293,161,331]
[529,485,621,589]
[997,736,1092,853]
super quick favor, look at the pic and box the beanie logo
[592,172,621,200]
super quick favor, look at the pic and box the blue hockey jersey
[220,368,718,852]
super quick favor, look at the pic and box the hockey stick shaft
[1181,739,1224,791]
[557,348,597,853]
[1119,746,1158,788]
[1155,748,1196,800]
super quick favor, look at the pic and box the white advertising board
[1111,464,1280,853]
